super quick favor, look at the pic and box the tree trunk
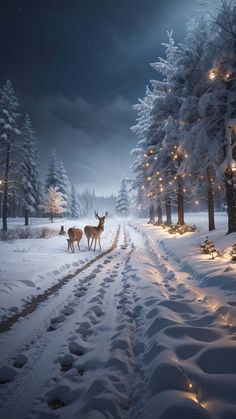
[165,197,172,225]
[2,144,10,232]
[177,177,184,225]
[225,173,236,234]
[149,204,155,223]
[50,208,54,223]
[207,169,215,231]
[24,210,29,226]
[156,202,163,225]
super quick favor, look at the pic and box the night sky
[0,0,198,195]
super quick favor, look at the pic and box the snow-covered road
[0,221,236,419]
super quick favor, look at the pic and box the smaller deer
[67,227,83,253]
[59,225,66,235]
[84,211,108,251]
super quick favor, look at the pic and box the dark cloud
[22,94,136,195]
[0,0,199,195]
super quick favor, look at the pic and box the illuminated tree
[41,186,65,223]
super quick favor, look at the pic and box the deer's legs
[87,237,90,249]
[94,238,97,251]
[99,237,101,250]
[89,238,94,250]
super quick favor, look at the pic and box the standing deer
[84,211,108,251]
[67,227,83,253]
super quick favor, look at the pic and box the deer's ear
[105,211,108,217]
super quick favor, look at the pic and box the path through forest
[0,221,236,419]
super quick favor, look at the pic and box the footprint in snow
[47,384,78,410]
[0,365,17,384]
[13,354,28,369]
[58,353,75,372]
[68,340,86,356]
[103,277,114,283]
[61,306,75,316]
[90,305,104,318]
[89,296,102,303]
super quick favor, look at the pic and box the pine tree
[45,150,60,191]
[20,114,41,226]
[41,186,65,223]
[0,80,21,231]
[57,160,71,216]
[70,184,80,218]
[116,178,130,216]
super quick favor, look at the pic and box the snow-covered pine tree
[57,160,71,217]
[204,1,236,233]
[0,80,21,231]
[45,150,60,191]
[177,17,218,232]
[70,184,80,218]
[41,186,66,223]
[20,114,41,226]
[131,86,156,221]
[116,177,130,216]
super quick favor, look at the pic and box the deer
[84,211,108,251]
[59,225,66,235]
[67,227,83,253]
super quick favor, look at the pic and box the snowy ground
[0,214,236,419]
[0,218,117,321]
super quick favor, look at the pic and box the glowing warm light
[195,200,199,205]
[184,154,188,158]
[231,163,236,172]
[209,69,217,80]
[147,176,152,181]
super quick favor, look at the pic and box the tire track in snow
[0,225,125,419]
[0,225,120,334]
[26,224,131,419]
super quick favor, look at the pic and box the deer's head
[94,211,108,227]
